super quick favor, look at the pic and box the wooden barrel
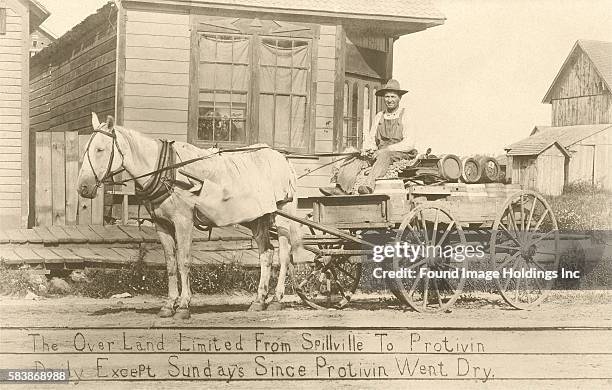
[461,157,482,183]
[478,156,501,183]
[437,154,462,182]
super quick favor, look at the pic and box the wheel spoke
[329,268,349,300]
[496,244,521,252]
[506,206,518,236]
[526,196,537,231]
[420,210,429,245]
[532,209,550,232]
[495,251,521,272]
[422,276,430,309]
[405,258,427,271]
[519,195,525,232]
[499,223,522,247]
[514,259,523,301]
[433,278,443,307]
[436,221,455,247]
[335,264,358,282]
[529,229,556,246]
[431,209,439,246]
[409,272,422,297]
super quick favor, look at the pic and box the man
[320,79,417,195]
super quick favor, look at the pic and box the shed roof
[505,124,612,156]
[124,0,445,26]
[543,40,612,103]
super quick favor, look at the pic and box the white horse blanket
[174,143,296,226]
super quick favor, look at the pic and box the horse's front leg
[156,222,178,318]
[173,216,194,320]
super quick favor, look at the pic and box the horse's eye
[96,147,104,152]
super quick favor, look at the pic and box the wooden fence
[30,5,117,226]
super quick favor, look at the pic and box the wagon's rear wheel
[390,204,468,313]
[293,254,362,310]
[490,190,559,309]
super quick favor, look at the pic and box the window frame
[188,16,318,153]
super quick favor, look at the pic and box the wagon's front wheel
[491,190,559,309]
[390,204,468,313]
[293,254,362,310]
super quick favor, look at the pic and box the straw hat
[375,79,408,97]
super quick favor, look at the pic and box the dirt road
[1,292,611,389]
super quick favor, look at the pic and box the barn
[29,0,445,227]
[0,0,49,229]
[506,40,612,195]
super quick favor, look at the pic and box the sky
[38,0,612,156]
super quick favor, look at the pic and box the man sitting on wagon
[320,79,418,195]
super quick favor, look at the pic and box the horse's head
[77,112,124,199]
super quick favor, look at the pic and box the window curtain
[259,40,309,149]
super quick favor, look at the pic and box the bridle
[84,124,126,189]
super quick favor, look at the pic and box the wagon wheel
[390,204,468,313]
[490,190,559,310]
[293,254,362,310]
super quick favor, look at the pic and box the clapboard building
[0,0,49,229]
[506,40,612,195]
[29,0,445,226]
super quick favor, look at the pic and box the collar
[382,107,403,119]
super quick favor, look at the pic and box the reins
[87,127,360,189]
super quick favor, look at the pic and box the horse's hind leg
[156,222,178,317]
[246,215,274,311]
[267,231,289,311]
[269,200,301,311]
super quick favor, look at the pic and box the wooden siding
[122,8,190,141]
[535,146,565,196]
[552,93,612,126]
[567,127,612,190]
[29,10,116,227]
[550,48,611,126]
[0,0,26,229]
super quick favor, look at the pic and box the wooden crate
[310,194,390,228]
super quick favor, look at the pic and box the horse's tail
[287,160,303,251]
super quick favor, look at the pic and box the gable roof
[505,124,612,156]
[543,40,612,103]
[125,0,445,27]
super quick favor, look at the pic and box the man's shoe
[319,185,348,196]
[357,185,373,194]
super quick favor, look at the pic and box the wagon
[278,161,560,313]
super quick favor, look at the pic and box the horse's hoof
[266,301,283,311]
[248,302,266,311]
[158,307,174,318]
[173,308,191,320]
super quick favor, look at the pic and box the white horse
[77,113,301,319]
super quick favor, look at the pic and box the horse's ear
[91,112,100,129]
[106,115,115,131]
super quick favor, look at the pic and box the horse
[77,113,302,319]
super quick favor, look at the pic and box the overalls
[336,109,413,192]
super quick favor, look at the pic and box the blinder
[85,124,126,189]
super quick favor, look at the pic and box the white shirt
[362,108,416,152]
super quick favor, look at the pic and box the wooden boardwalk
[0,224,265,269]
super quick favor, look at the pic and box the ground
[1,291,611,389]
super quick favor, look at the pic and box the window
[198,34,249,144]
[258,38,310,149]
[338,76,383,151]
[193,18,315,152]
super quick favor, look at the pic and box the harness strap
[135,140,176,209]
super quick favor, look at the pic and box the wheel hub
[521,244,537,260]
